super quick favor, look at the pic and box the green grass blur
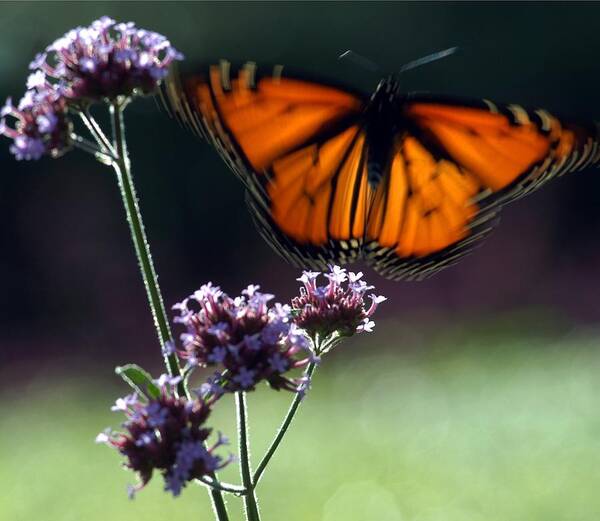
[2,324,600,521]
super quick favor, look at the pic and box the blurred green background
[2,2,600,520]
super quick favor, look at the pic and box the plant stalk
[252,361,317,486]
[236,392,261,521]
[109,101,229,521]
[198,476,247,496]
[109,101,183,392]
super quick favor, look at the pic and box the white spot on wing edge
[482,99,498,113]
[534,109,552,132]
[219,60,231,90]
[507,104,530,125]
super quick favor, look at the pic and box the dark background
[2,1,600,375]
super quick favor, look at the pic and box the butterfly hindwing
[365,95,600,280]
[365,131,499,280]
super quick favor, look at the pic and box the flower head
[174,283,312,393]
[291,265,386,341]
[0,89,71,160]
[97,376,230,498]
[30,16,183,102]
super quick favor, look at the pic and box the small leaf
[115,364,160,399]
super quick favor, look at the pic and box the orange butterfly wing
[163,62,371,268]
[248,124,372,268]
[366,97,600,280]
[163,64,600,279]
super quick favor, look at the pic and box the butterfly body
[162,61,600,280]
[364,78,404,186]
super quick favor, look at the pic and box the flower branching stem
[108,101,230,521]
[253,358,318,486]
[69,132,113,163]
[76,107,116,156]
[198,476,247,496]
[236,392,262,521]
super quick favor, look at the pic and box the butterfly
[161,59,600,280]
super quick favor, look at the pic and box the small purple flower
[325,265,348,285]
[164,440,208,496]
[98,377,229,498]
[296,376,312,400]
[29,53,47,71]
[135,431,156,447]
[36,113,58,133]
[348,271,363,283]
[357,318,375,333]
[244,334,262,350]
[155,373,182,389]
[0,88,71,160]
[26,71,47,90]
[291,265,386,341]
[285,323,310,351]
[296,271,320,287]
[366,294,387,315]
[126,484,137,500]
[28,17,184,102]
[268,353,289,373]
[194,372,225,400]
[111,393,138,412]
[207,322,229,341]
[161,340,176,356]
[242,284,261,297]
[207,345,227,363]
[232,366,256,389]
[173,282,313,393]
[145,401,169,428]
[95,428,113,444]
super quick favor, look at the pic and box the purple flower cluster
[96,376,230,498]
[98,269,387,499]
[174,283,313,394]
[30,16,183,101]
[0,88,71,160]
[292,266,386,340]
[1,17,183,160]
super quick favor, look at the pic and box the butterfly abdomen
[366,148,385,186]
[365,107,399,187]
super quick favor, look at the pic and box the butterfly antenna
[399,46,459,73]
[338,50,379,72]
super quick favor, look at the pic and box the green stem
[70,132,113,163]
[109,101,230,521]
[77,107,116,157]
[109,101,183,393]
[236,392,261,521]
[252,361,317,486]
[198,476,247,496]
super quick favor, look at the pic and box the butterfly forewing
[246,124,371,269]
[404,96,600,203]
[164,62,371,268]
